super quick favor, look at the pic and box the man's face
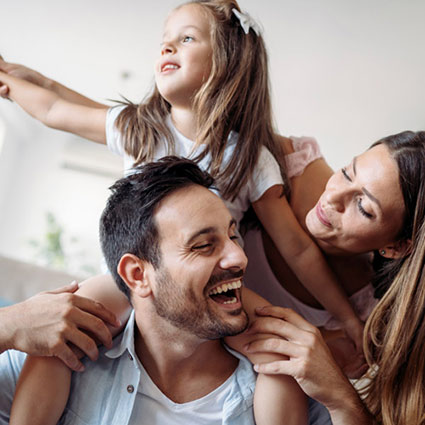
[149,184,249,340]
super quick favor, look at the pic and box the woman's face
[306,144,405,254]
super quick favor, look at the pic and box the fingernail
[253,364,259,372]
[243,343,250,352]
[76,364,85,372]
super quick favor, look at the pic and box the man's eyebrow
[353,156,357,176]
[186,218,237,245]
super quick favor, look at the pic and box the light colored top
[129,347,236,424]
[0,310,256,425]
[105,106,283,228]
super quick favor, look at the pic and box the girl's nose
[161,42,176,55]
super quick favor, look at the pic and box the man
[0,157,331,424]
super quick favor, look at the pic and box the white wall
[0,0,424,274]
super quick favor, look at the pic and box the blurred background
[0,0,424,299]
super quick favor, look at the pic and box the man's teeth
[223,297,237,305]
[209,280,242,295]
[163,64,178,71]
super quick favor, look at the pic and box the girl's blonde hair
[115,0,288,201]
[361,131,425,425]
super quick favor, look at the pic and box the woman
[245,130,425,425]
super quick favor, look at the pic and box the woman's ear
[379,239,412,259]
[117,253,152,298]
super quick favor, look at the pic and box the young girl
[0,1,363,424]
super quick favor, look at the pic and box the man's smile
[207,280,242,306]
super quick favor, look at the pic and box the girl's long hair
[361,131,425,425]
[114,0,288,201]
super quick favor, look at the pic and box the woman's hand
[244,306,364,411]
[1,282,121,371]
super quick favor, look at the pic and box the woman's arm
[0,70,108,143]
[245,306,373,425]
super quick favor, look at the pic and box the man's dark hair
[100,156,215,299]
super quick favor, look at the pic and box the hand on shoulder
[0,282,120,371]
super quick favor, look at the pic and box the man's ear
[117,254,152,298]
[379,239,412,259]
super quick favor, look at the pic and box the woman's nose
[324,187,346,213]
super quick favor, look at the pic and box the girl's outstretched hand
[0,55,47,98]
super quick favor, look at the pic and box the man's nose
[219,238,248,272]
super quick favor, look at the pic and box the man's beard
[152,267,249,340]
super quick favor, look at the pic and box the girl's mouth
[161,62,180,72]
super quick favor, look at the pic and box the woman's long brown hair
[362,131,425,425]
[114,0,288,201]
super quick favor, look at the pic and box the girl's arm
[226,288,308,425]
[0,57,106,108]
[9,274,131,425]
[245,306,373,425]
[0,70,108,143]
[253,185,364,352]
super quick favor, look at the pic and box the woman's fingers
[245,336,301,359]
[255,306,319,333]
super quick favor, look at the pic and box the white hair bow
[232,8,261,36]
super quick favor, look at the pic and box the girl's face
[155,4,213,107]
[306,144,406,254]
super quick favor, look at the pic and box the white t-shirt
[105,106,283,228]
[128,357,235,425]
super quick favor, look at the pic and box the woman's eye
[183,36,194,43]
[341,167,352,182]
[357,199,373,219]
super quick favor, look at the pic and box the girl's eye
[357,198,373,219]
[341,167,352,182]
[183,36,194,43]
